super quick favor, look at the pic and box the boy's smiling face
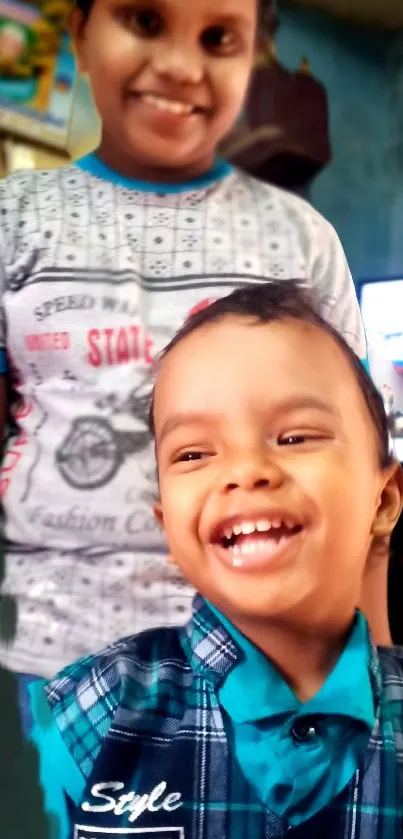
[71,0,257,181]
[153,317,401,631]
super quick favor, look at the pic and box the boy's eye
[122,6,163,36]
[278,433,325,446]
[176,451,206,462]
[201,26,238,55]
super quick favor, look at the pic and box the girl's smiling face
[153,317,401,633]
[71,0,257,181]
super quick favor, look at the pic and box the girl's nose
[152,40,204,86]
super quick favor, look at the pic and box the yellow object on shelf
[1,135,69,173]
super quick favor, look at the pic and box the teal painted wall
[277,7,396,281]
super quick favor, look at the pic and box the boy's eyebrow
[270,395,342,419]
[157,397,340,445]
[158,412,215,445]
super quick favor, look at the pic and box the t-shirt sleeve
[28,679,86,839]
[310,217,366,360]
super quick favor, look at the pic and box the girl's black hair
[148,279,394,471]
[76,0,274,25]
[76,0,92,16]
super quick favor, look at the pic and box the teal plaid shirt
[44,596,403,839]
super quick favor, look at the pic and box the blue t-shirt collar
[75,153,233,194]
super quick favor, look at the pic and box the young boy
[29,282,403,839]
[0,0,369,698]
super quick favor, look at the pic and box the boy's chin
[205,585,309,625]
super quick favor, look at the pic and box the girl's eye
[201,26,238,55]
[123,7,163,36]
[278,434,313,446]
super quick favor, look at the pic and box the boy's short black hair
[75,0,273,26]
[149,279,393,470]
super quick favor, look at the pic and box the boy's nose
[152,41,204,86]
[220,451,284,495]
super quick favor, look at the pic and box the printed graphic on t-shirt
[1,269,259,552]
[56,379,151,491]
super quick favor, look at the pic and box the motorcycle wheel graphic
[55,417,122,490]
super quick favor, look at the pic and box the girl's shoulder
[227,167,335,234]
[0,163,87,211]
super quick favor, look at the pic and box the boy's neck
[96,138,216,185]
[228,610,356,703]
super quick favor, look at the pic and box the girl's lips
[208,527,304,574]
[127,91,208,118]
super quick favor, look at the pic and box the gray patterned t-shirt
[0,156,365,676]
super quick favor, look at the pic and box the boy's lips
[208,509,304,573]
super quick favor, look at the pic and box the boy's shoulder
[45,624,191,719]
[43,624,194,778]
[377,645,403,688]
[46,623,189,700]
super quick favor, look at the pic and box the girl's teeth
[256,519,271,532]
[232,556,243,568]
[233,524,242,536]
[240,522,256,535]
[271,518,282,529]
[142,94,192,115]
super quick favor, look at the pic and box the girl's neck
[96,138,216,185]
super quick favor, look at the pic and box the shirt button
[291,720,317,742]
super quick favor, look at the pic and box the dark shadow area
[0,512,17,643]
[0,589,18,644]
[0,666,52,839]
[388,500,403,645]
[0,399,19,644]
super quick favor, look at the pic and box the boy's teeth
[233,518,284,537]
[221,517,300,543]
[232,538,287,558]
[142,93,193,115]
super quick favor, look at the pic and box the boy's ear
[70,8,88,74]
[371,461,403,540]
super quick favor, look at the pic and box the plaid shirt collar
[184,594,384,708]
